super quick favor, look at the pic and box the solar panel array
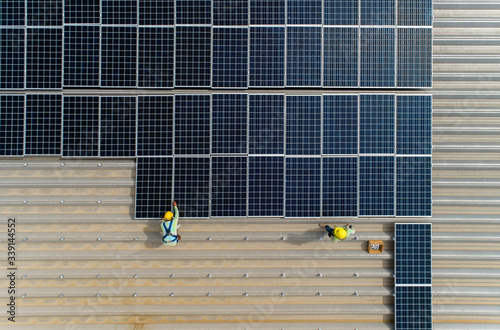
[394,223,433,330]
[0,1,432,90]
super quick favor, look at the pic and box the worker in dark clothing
[319,223,355,243]
[161,201,181,246]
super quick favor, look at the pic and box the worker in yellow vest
[319,223,355,243]
[161,201,181,246]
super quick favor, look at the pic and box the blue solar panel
[0,28,24,89]
[322,157,358,217]
[26,28,63,89]
[323,95,358,155]
[62,96,99,157]
[324,0,358,25]
[0,95,24,156]
[287,0,322,25]
[249,27,285,88]
[395,223,432,285]
[63,25,100,87]
[249,95,284,155]
[137,95,173,157]
[0,1,25,26]
[139,0,174,25]
[138,27,174,88]
[398,0,432,26]
[212,94,247,154]
[359,156,395,216]
[174,157,210,218]
[323,27,358,88]
[397,95,432,155]
[25,94,62,156]
[286,96,321,156]
[397,28,433,88]
[100,96,136,158]
[360,28,395,88]
[211,156,247,217]
[361,0,395,25]
[212,27,248,89]
[175,26,211,87]
[101,0,137,25]
[176,0,211,25]
[360,94,395,154]
[213,0,248,26]
[395,286,433,330]
[101,26,137,88]
[285,157,321,218]
[248,156,284,217]
[27,0,63,26]
[396,157,432,217]
[250,0,285,25]
[64,0,100,24]
[135,157,173,219]
[286,27,322,87]
[174,95,210,155]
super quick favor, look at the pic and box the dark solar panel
[175,26,211,87]
[25,94,62,155]
[212,94,247,154]
[286,26,322,87]
[322,157,358,217]
[101,0,137,25]
[63,25,100,87]
[324,0,358,25]
[249,95,284,155]
[250,0,285,25]
[174,157,210,218]
[135,157,173,219]
[211,156,247,217]
[360,94,395,154]
[396,157,432,216]
[174,95,210,155]
[213,0,248,26]
[101,26,137,88]
[323,27,358,87]
[0,28,24,89]
[360,27,395,88]
[287,0,322,25]
[398,0,433,26]
[0,0,25,26]
[27,0,63,26]
[397,28,433,88]
[395,223,432,285]
[361,0,395,25]
[137,95,173,157]
[64,0,100,24]
[212,27,248,89]
[26,27,62,89]
[62,96,99,157]
[176,0,211,25]
[100,96,136,158]
[248,156,284,217]
[359,156,395,216]
[249,26,285,88]
[0,95,24,156]
[395,286,433,330]
[139,0,174,26]
[323,95,358,155]
[138,27,174,88]
[285,157,321,218]
[286,96,321,156]
[397,95,432,155]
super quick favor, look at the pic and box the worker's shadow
[142,221,164,249]
[284,228,326,246]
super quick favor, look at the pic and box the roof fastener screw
[59,294,64,298]
[22,275,27,279]
[318,236,323,240]
[60,237,65,241]
[134,274,138,278]
[134,237,138,241]
[317,273,322,277]
[97,274,101,278]
[281,236,286,240]
[24,163,28,167]
[244,292,248,296]
[96,293,101,297]
[170,274,175,277]
[133,293,138,297]
[207,237,212,240]
[61,163,65,167]
[97,237,102,241]
[207,273,212,278]
[353,273,359,277]
[23,237,28,241]
[21,294,26,298]
[23,200,28,204]
[98,163,102,167]
[59,275,64,279]
[207,292,211,296]
[354,236,359,240]
[244,237,249,240]
[97,200,101,204]
[354,292,359,296]
[317,292,322,296]
[280,292,285,296]
[170,293,175,296]
[244,273,249,277]
[281,273,286,277]
[60,200,65,204]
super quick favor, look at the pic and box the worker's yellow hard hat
[334,227,347,239]
[163,211,173,220]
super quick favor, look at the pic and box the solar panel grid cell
[211,94,247,154]
[323,27,358,88]
[139,0,174,26]
[26,28,63,89]
[0,28,24,89]
[323,95,358,155]
[360,94,395,154]
[286,27,322,87]
[397,95,432,155]
[175,26,211,87]
[322,157,358,217]
[176,0,211,25]
[249,95,284,155]
[62,96,99,157]
[27,0,63,26]
[211,156,247,217]
[286,95,321,155]
[249,27,285,88]
[138,27,174,88]
[361,0,395,25]
[101,26,137,88]
[396,157,432,216]
[248,156,284,217]
[0,95,24,156]
[100,96,136,158]
[0,0,25,26]
[213,0,248,26]
[64,0,100,24]
[25,94,62,155]
[174,95,210,155]
[212,27,248,88]
[250,0,285,25]
[101,0,137,25]
[285,157,321,217]
[395,223,432,285]
[360,28,395,88]
[397,28,433,88]
[174,157,210,218]
[395,286,433,330]
[398,0,433,26]
[137,95,173,157]
[63,25,100,87]
[287,0,322,25]
[359,156,395,216]
[324,0,358,25]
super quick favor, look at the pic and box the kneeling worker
[161,201,181,246]
[319,223,355,243]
